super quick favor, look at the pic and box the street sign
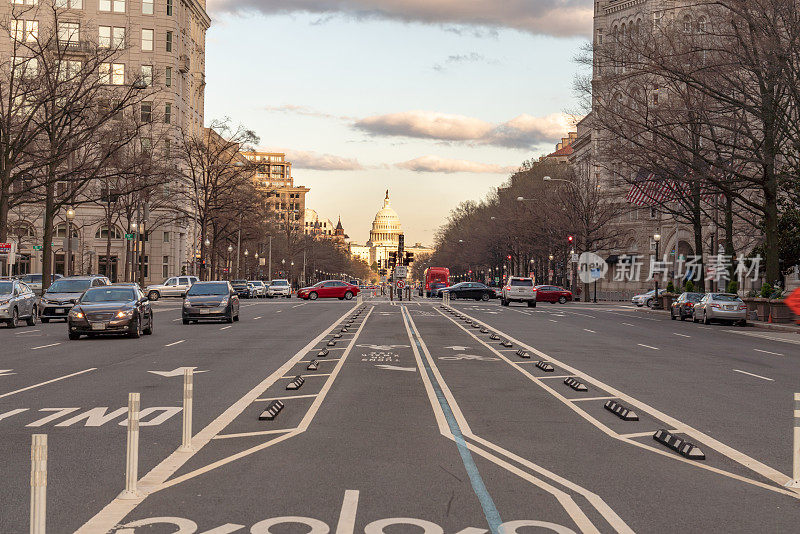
[396,280,406,289]
[33,245,42,251]
[0,243,11,252]
[395,265,408,279]
[785,288,800,319]
[125,233,135,240]
[571,253,579,262]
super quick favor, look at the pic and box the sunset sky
[204,1,592,244]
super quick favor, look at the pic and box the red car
[297,280,360,301]
[534,285,573,304]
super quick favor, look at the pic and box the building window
[13,20,38,43]
[142,0,153,14]
[164,138,171,158]
[166,0,172,15]
[683,15,692,33]
[650,207,658,219]
[165,31,173,52]
[165,66,172,86]
[162,256,169,278]
[95,225,122,239]
[698,16,707,33]
[12,0,39,4]
[99,0,125,12]
[100,63,125,85]
[140,101,152,123]
[140,64,153,86]
[99,26,124,48]
[141,137,152,153]
[57,59,81,81]
[56,0,82,8]
[164,102,171,124]
[57,21,80,45]
[141,28,153,51]
[163,231,170,243]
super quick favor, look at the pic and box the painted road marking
[15,329,40,334]
[253,316,262,320]
[583,329,596,333]
[733,369,774,382]
[149,367,208,377]
[255,394,319,402]
[621,430,681,439]
[220,325,232,330]
[335,490,360,534]
[674,333,691,338]
[570,396,616,402]
[164,340,185,347]
[0,406,181,427]
[172,318,181,322]
[280,373,332,379]
[621,323,635,327]
[637,344,659,350]
[754,349,784,357]
[31,343,60,350]
[213,429,293,440]
[0,368,96,399]
[549,319,558,323]
[0,369,15,377]
[723,330,800,345]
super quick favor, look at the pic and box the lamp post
[254,252,259,279]
[227,244,233,280]
[244,249,249,279]
[653,233,661,308]
[65,208,75,276]
[548,254,554,284]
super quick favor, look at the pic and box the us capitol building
[349,191,434,274]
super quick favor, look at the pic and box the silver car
[693,293,747,325]
[0,279,38,327]
[19,273,62,296]
[501,276,537,307]
[146,276,198,301]
[267,279,292,298]
[249,281,267,298]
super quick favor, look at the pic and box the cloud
[433,52,499,72]
[396,155,516,174]
[207,0,593,38]
[264,104,354,121]
[355,110,577,149]
[263,148,364,171]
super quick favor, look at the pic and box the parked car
[182,281,240,324]
[534,285,573,304]
[230,280,251,298]
[267,279,292,298]
[693,293,747,326]
[68,285,153,339]
[246,282,259,299]
[40,275,111,322]
[439,282,495,301]
[297,280,360,301]
[19,273,62,296]
[670,292,703,321]
[631,289,666,308]
[249,280,267,298]
[501,277,537,307]
[0,279,38,327]
[145,276,198,301]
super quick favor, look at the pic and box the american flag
[625,169,673,206]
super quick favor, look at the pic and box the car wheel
[344,291,354,300]
[680,314,686,321]
[309,292,318,301]
[670,311,676,320]
[128,316,141,338]
[41,318,49,324]
[703,312,711,325]
[738,319,747,327]
[26,306,37,326]
[142,313,153,335]
[8,308,18,328]
[558,296,567,304]
[233,312,240,322]
[528,301,536,308]
[182,317,190,325]
[645,298,653,308]
[481,293,490,302]
[148,291,160,301]
[68,332,81,340]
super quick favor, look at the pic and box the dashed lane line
[220,325,232,330]
[621,323,635,327]
[733,369,774,382]
[723,329,800,345]
[674,333,691,338]
[0,368,97,399]
[254,393,319,402]
[164,340,185,347]
[637,344,659,350]
[15,329,40,335]
[570,396,616,402]
[31,343,61,350]
[754,349,784,357]
[253,316,262,320]
[584,329,596,333]
[213,429,293,440]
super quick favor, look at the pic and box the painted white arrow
[148,367,209,378]
[444,346,470,351]
[375,364,416,372]
[0,369,15,377]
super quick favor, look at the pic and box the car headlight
[0,299,9,306]
[219,297,229,307]
[116,309,135,318]
[69,309,84,319]
[183,300,192,308]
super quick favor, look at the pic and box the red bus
[424,267,450,297]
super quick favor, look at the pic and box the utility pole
[235,221,242,279]
[268,235,272,281]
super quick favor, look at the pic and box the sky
[203,0,592,245]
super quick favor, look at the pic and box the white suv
[146,276,198,301]
[267,279,291,298]
[501,277,537,307]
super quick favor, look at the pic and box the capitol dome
[368,190,402,247]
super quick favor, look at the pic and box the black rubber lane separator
[516,349,531,358]
[259,400,285,421]
[564,377,588,392]
[334,333,342,339]
[472,324,481,329]
[535,361,555,372]
[653,430,706,460]
[318,348,329,357]
[480,327,489,333]
[604,400,639,421]
[490,334,500,340]
[286,376,306,390]
[327,340,337,347]
[501,340,513,348]
[307,360,319,371]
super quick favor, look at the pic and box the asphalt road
[1,294,799,533]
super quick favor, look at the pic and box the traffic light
[568,235,574,243]
[388,251,397,267]
[404,251,414,265]
[398,233,405,256]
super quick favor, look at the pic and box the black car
[440,282,495,301]
[230,280,250,298]
[183,281,240,324]
[670,292,704,321]
[40,275,111,322]
[68,285,153,339]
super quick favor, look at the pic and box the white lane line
[15,329,40,335]
[570,396,616,402]
[637,344,659,350]
[620,430,680,439]
[164,340,185,347]
[0,368,97,399]
[622,323,635,327]
[335,490,360,534]
[536,375,573,379]
[255,394,319,402]
[253,316,262,320]
[213,429,293,440]
[570,312,597,319]
[280,373,332,379]
[172,318,181,322]
[292,304,304,308]
[31,343,60,350]
[754,349,784,357]
[220,325,232,330]
[724,329,800,345]
[733,369,774,382]
[549,319,558,323]
[276,310,283,313]
[583,329,596,333]
[674,333,691,338]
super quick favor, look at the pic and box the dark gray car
[0,279,38,327]
[40,275,111,322]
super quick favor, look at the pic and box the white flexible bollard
[790,393,800,488]
[181,369,193,452]
[119,392,142,499]
[30,434,47,534]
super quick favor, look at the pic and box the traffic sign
[125,233,135,240]
[0,243,11,252]
[395,265,408,279]
[785,288,800,320]
[396,280,406,289]
[33,245,42,251]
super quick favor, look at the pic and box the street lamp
[548,254,554,284]
[653,233,661,308]
[227,244,233,280]
[65,208,76,276]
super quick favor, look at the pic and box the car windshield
[232,280,247,285]
[46,279,92,293]
[187,283,229,296]
[81,288,137,303]
[0,281,13,294]
[685,293,703,302]
[712,294,741,302]
[511,279,533,286]
[273,280,289,286]
[21,274,42,283]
